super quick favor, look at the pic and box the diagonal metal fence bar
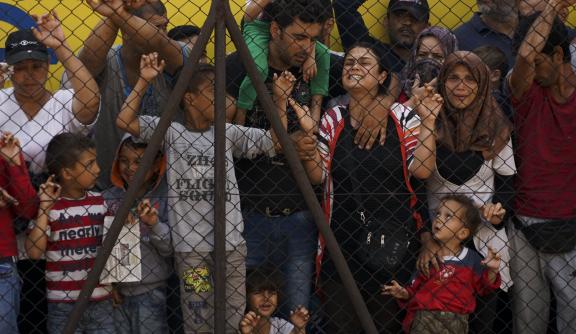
[62,9,217,334]
[224,5,378,334]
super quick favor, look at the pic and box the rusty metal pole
[63,12,217,334]
[223,7,379,334]
[213,0,227,332]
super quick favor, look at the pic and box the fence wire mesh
[0,0,574,333]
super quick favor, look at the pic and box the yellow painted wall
[0,0,241,89]
[1,0,571,89]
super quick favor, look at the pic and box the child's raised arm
[287,98,323,185]
[26,175,61,260]
[409,84,443,180]
[116,53,166,136]
[272,70,297,137]
[244,0,272,22]
[481,246,502,285]
[302,43,317,83]
[0,133,38,219]
[381,280,411,300]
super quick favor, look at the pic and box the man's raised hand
[31,11,67,50]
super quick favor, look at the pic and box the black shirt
[436,145,485,186]
[454,13,515,68]
[436,144,515,226]
[226,52,311,213]
[324,109,414,284]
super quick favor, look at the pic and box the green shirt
[238,19,330,110]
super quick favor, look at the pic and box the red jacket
[401,247,501,333]
[0,154,37,258]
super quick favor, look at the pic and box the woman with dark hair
[411,51,516,333]
[301,42,432,333]
[399,26,458,104]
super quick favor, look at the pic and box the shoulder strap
[338,116,365,214]
[390,111,425,231]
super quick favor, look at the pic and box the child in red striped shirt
[26,133,120,333]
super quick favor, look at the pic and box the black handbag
[338,111,416,274]
[513,216,576,253]
[349,164,411,274]
[356,209,411,273]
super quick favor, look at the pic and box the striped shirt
[315,102,422,277]
[43,191,111,303]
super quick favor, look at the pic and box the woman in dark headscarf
[411,50,516,333]
[399,26,458,103]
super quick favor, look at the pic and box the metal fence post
[213,0,228,332]
[62,10,217,334]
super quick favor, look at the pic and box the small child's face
[488,69,502,89]
[248,289,278,318]
[186,78,215,123]
[118,145,153,185]
[68,148,100,190]
[433,200,469,244]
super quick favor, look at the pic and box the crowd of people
[0,0,575,333]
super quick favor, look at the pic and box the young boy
[116,52,293,333]
[0,132,37,333]
[24,133,115,333]
[104,135,172,333]
[382,195,502,334]
[240,268,310,334]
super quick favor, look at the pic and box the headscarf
[401,26,458,95]
[436,51,512,159]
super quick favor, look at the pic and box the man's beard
[389,33,415,50]
[481,2,518,22]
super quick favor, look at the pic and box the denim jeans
[0,261,20,334]
[114,287,168,334]
[47,299,114,334]
[243,210,317,318]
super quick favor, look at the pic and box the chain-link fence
[1,0,575,333]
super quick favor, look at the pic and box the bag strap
[339,116,366,223]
